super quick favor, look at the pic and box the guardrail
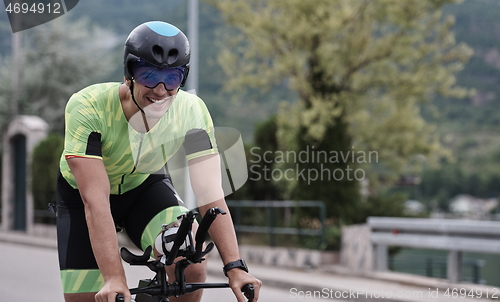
[389,254,485,284]
[368,217,500,282]
[226,200,326,248]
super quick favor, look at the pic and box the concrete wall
[340,223,373,271]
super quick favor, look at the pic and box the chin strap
[129,80,150,132]
[129,80,144,114]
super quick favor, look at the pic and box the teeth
[150,97,168,105]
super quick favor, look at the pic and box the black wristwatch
[223,259,248,277]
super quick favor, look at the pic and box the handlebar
[115,283,255,301]
[115,207,255,301]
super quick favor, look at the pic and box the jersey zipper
[118,132,145,194]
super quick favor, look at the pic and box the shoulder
[176,89,204,104]
[65,83,121,129]
[67,82,120,110]
[175,90,210,113]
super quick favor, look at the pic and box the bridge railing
[368,217,500,282]
[227,200,326,248]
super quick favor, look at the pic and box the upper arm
[182,95,218,161]
[63,93,103,160]
[61,91,107,191]
[188,154,224,207]
[67,157,110,205]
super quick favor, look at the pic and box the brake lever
[242,283,255,301]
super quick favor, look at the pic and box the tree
[0,17,117,133]
[231,116,282,201]
[31,133,64,211]
[208,0,472,223]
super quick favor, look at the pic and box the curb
[0,231,57,249]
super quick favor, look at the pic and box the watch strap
[223,259,248,277]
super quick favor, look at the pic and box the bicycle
[115,207,255,302]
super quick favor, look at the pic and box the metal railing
[226,200,326,248]
[389,255,485,284]
[368,217,500,283]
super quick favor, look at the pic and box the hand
[95,277,131,302]
[227,269,262,302]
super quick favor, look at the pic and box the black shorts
[56,172,187,293]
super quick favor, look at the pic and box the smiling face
[133,81,177,119]
[120,79,178,132]
[126,59,186,121]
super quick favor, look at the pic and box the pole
[184,0,199,210]
[11,11,22,117]
[187,0,199,94]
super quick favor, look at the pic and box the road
[0,241,325,302]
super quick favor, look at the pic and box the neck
[119,83,160,132]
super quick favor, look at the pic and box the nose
[152,82,167,94]
[152,82,177,96]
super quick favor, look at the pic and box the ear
[124,77,131,87]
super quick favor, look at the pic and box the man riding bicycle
[56,21,261,302]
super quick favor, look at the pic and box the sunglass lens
[133,61,184,90]
[163,71,183,90]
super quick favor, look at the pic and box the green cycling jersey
[60,82,218,195]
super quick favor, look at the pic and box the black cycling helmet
[124,21,190,87]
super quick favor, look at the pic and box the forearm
[84,199,126,282]
[199,198,240,264]
[189,154,241,264]
[68,157,126,283]
[200,198,262,302]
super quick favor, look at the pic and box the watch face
[240,259,248,271]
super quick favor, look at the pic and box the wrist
[225,266,249,279]
[102,267,127,283]
[223,259,248,277]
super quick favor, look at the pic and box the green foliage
[360,192,408,221]
[66,0,186,34]
[229,116,282,201]
[321,225,343,251]
[31,133,63,210]
[418,164,500,211]
[318,192,408,251]
[232,114,410,250]
[212,0,472,175]
[0,0,496,236]
[0,17,116,133]
[209,0,472,228]
[290,117,362,220]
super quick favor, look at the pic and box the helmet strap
[129,81,151,132]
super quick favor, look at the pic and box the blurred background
[1,0,500,292]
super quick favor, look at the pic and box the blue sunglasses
[132,59,185,90]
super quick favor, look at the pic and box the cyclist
[56,21,261,302]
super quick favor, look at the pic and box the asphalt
[1,230,499,302]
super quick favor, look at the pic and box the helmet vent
[167,49,179,65]
[152,45,164,63]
